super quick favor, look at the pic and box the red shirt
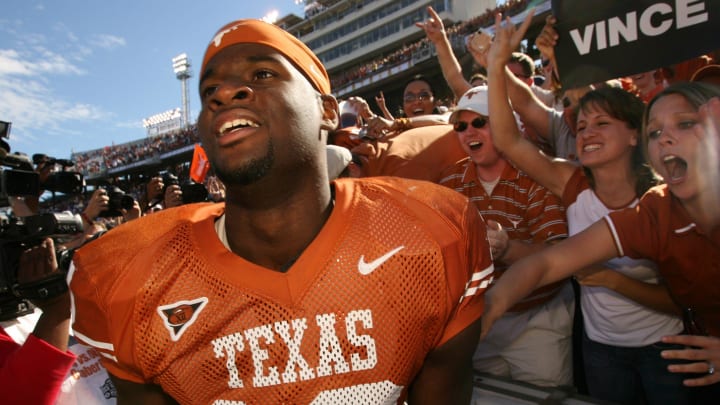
[0,327,76,405]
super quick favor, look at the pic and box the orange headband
[201,19,330,94]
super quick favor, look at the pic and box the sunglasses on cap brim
[453,116,488,132]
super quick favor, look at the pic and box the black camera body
[181,182,209,204]
[98,185,135,218]
[31,153,84,195]
[163,173,208,204]
[0,212,83,309]
[0,154,41,207]
[0,129,86,317]
[44,171,84,195]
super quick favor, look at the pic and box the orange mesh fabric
[69,177,493,404]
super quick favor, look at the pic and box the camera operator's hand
[206,176,226,202]
[83,188,109,224]
[34,157,54,189]
[8,196,38,217]
[18,238,71,352]
[163,184,183,208]
[146,176,164,203]
[122,199,142,222]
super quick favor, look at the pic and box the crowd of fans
[330,0,530,91]
[70,125,199,177]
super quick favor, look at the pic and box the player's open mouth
[469,141,483,150]
[218,118,259,135]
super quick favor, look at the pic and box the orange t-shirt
[69,177,493,404]
[350,125,466,182]
[605,185,720,336]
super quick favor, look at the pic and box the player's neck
[223,186,335,271]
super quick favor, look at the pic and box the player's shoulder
[340,176,469,204]
[335,177,472,226]
[75,203,223,263]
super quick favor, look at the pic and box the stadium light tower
[172,53,191,128]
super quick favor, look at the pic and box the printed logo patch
[157,297,209,341]
[358,246,404,275]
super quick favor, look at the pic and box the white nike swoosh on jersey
[358,246,405,275]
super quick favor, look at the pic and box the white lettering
[244,325,280,388]
[316,314,351,377]
[212,333,245,388]
[607,12,638,47]
[569,1,708,55]
[595,20,607,50]
[569,24,595,55]
[676,0,708,29]
[274,319,315,383]
[212,310,379,389]
[345,310,377,371]
[640,3,673,36]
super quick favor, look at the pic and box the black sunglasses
[453,117,488,132]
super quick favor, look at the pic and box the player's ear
[320,94,339,132]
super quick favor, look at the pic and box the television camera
[0,121,85,321]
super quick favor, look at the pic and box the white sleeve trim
[603,215,625,257]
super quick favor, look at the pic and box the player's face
[645,93,704,201]
[575,104,638,168]
[197,43,325,186]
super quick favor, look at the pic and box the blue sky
[0,0,303,160]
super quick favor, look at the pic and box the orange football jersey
[69,177,493,404]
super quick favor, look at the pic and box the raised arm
[535,15,560,80]
[374,91,394,120]
[481,218,618,339]
[504,62,554,139]
[417,6,471,98]
[575,266,681,315]
[486,11,575,198]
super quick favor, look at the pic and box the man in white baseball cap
[440,86,574,389]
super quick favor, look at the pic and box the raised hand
[415,6,446,44]
[487,9,535,69]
